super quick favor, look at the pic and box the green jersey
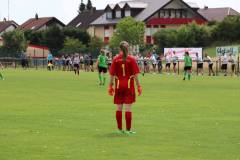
[184,56,192,67]
[98,55,108,68]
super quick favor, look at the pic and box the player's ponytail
[120,41,128,62]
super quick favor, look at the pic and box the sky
[0,0,240,25]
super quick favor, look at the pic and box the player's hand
[137,85,142,96]
[108,85,114,96]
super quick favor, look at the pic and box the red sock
[125,112,132,131]
[116,111,122,130]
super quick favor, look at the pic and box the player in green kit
[183,52,192,81]
[96,49,108,85]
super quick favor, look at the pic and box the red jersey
[110,52,140,90]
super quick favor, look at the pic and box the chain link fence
[0,57,239,76]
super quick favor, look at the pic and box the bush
[61,38,86,55]
[212,16,240,42]
[1,30,27,57]
[154,22,211,49]
[153,28,177,52]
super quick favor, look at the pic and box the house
[26,44,50,58]
[19,14,65,31]
[198,7,240,22]
[67,8,104,31]
[89,0,208,44]
[0,19,19,37]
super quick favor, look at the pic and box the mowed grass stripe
[0,69,240,160]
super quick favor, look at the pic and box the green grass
[0,69,240,160]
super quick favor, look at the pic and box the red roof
[20,17,65,31]
[0,21,19,33]
[198,7,240,21]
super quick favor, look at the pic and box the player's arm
[108,59,116,96]
[131,58,142,96]
[134,74,142,96]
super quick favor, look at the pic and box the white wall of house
[0,25,16,36]
[38,23,64,31]
[151,0,200,19]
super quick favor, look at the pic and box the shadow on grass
[94,132,134,138]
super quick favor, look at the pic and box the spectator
[165,52,171,75]
[150,52,157,74]
[221,54,228,76]
[229,53,236,76]
[89,55,94,72]
[172,51,178,75]
[47,53,54,71]
[79,54,84,70]
[204,53,215,76]
[84,54,90,72]
[73,53,80,75]
[107,52,113,70]
[20,53,28,69]
[196,52,204,76]
[157,54,162,74]
[61,55,66,71]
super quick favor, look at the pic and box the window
[116,10,121,18]
[166,10,171,18]
[145,26,151,36]
[176,10,181,18]
[104,37,109,44]
[160,25,166,28]
[180,10,187,18]
[171,10,176,18]
[106,11,112,19]
[125,10,131,17]
[146,36,152,44]
[160,10,165,18]
[104,26,110,38]
[76,22,82,27]
[152,26,159,35]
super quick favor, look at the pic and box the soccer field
[0,69,240,160]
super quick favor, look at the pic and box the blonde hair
[120,41,129,62]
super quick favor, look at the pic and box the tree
[2,30,27,56]
[212,16,240,42]
[63,27,90,45]
[86,0,93,10]
[42,26,65,55]
[24,30,44,45]
[153,29,177,52]
[176,22,211,47]
[110,17,145,49]
[79,0,86,13]
[89,36,104,57]
[61,37,86,54]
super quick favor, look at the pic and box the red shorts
[114,88,136,104]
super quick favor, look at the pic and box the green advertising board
[216,46,239,57]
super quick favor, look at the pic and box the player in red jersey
[108,41,142,134]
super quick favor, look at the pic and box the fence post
[196,61,199,76]
[34,49,37,70]
[43,49,45,68]
[238,55,240,77]
[216,60,218,76]
[177,61,180,75]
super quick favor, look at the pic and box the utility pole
[8,0,10,20]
